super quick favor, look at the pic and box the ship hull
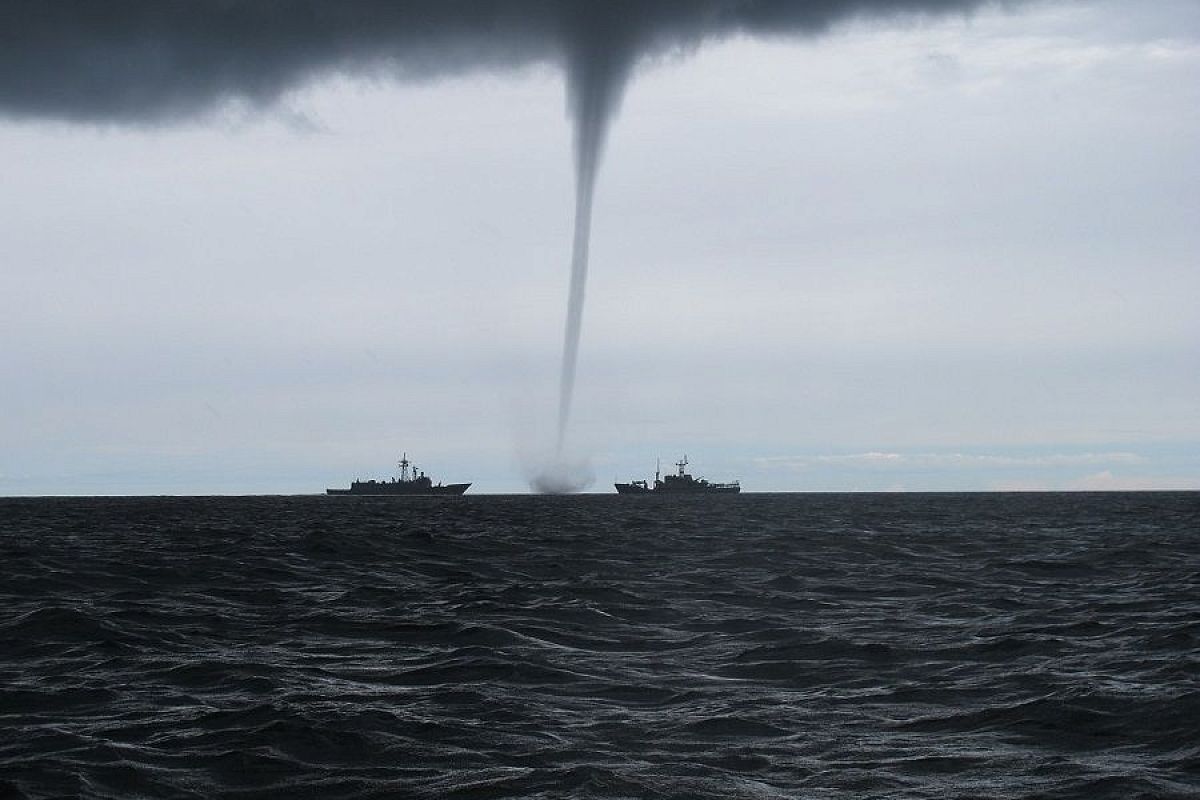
[327,482,470,496]
[613,483,740,495]
[662,485,740,494]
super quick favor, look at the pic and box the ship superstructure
[615,456,740,494]
[327,453,470,496]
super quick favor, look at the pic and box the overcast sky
[1,0,1197,494]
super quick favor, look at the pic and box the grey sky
[1,0,1197,493]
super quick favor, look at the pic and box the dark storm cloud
[1,0,1006,491]
[0,0,999,123]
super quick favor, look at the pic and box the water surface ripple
[1,493,1197,798]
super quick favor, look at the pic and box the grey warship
[327,454,470,496]
[615,456,740,495]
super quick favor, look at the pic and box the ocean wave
[1,492,1197,798]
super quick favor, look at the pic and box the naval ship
[327,454,470,496]
[615,456,740,494]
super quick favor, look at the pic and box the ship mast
[677,455,688,477]
[399,453,411,482]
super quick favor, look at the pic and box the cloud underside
[759,452,1150,470]
[1,0,999,122]
[756,453,1200,490]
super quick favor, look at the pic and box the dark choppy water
[1,492,1198,799]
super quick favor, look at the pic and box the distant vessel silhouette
[615,456,740,494]
[327,454,470,496]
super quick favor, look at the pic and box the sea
[1,492,1197,799]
